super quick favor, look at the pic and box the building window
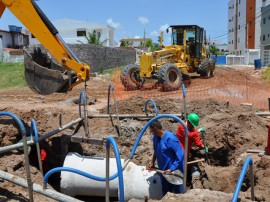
[232,40,234,44]
[268,34,270,37]
[238,38,240,43]
[77,30,86,37]
[263,35,265,41]
[0,35,2,39]
[238,25,240,29]
[239,12,240,17]
[263,18,266,24]
[239,0,241,4]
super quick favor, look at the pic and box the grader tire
[198,59,210,77]
[159,64,182,91]
[120,64,141,91]
[209,58,216,76]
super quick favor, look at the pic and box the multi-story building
[29,18,115,47]
[261,3,270,66]
[228,0,270,65]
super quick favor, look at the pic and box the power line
[212,4,270,40]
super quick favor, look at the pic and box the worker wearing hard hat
[149,120,184,195]
[175,113,206,157]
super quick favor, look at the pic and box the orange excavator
[0,0,91,95]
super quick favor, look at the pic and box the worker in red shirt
[175,113,206,188]
[176,113,205,156]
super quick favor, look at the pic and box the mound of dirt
[1,89,270,201]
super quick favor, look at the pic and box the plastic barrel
[8,25,17,32]
[254,59,262,69]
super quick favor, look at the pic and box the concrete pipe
[61,152,163,201]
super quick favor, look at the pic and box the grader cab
[120,25,216,91]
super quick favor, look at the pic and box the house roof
[52,18,114,31]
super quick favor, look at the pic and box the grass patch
[0,62,27,90]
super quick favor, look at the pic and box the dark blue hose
[106,136,124,202]
[30,119,39,142]
[78,91,86,117]
[144,98,158,116]
[0,112,26,136]
[232,157,254,202]
[181,83,186,98]
[130,114,188,157]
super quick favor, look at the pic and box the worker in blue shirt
[148,120,184,195]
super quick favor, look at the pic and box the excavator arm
[0,0,90,95]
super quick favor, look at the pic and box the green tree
[78,31,108,45]
[209,44,221,55]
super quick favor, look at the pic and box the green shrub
[0,62,27,90]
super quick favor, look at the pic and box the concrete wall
[2,50,24,63]
[69,44,136,73]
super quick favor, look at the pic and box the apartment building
[228,0,270,64]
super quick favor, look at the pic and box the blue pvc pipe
[78,91,86,118]
[144,99,159,116]
[107,83,114,114]
[106,136,124,202]
[232,157,254,202]
[130,114,188,158]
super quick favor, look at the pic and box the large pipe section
[60,152,163,201]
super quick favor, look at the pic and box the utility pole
[143,29,146,51]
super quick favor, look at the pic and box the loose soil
[0,67,270,201]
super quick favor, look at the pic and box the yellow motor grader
[120,25,216,91]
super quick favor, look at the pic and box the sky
[0,0,228,45]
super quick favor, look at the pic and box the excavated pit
[1,92,270,201]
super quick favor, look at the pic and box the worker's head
[149,120,163,136]
[187,113,200,129]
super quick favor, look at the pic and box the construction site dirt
[0,66,270,202]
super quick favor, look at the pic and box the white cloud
[107,18,121,29]
[138,17,149,25]
[134,35,141,39]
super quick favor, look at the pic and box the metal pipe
[88,114,183,119]
[181,83,188,193]
[79,91,89,137]
[0,170,82,202]
[39,117,83,141]
[107,83,122,136]
[0,140,34,154]
[0,112,33,202]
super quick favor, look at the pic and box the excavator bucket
[24,45,72,95]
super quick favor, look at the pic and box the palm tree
[78,30,108,45]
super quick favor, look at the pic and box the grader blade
[24,46,72,95]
